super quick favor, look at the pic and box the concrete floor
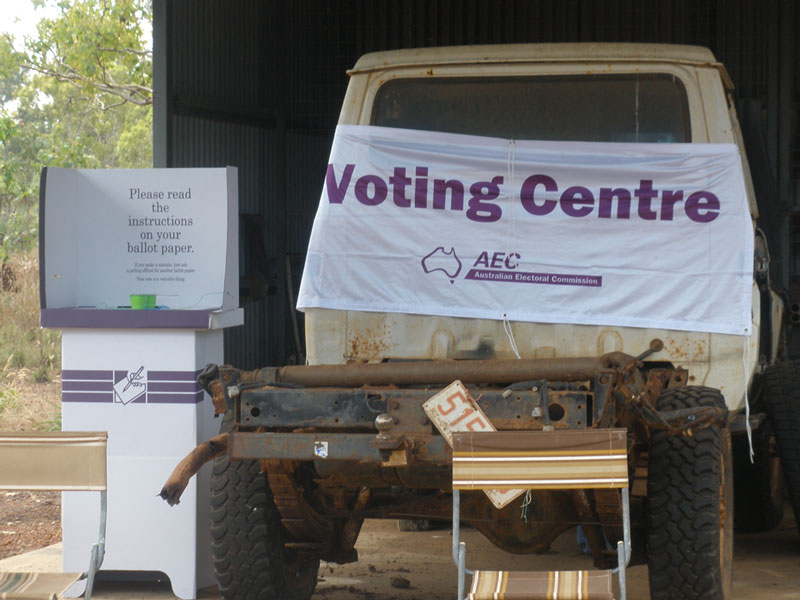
[1,504,797,599]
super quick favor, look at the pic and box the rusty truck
[161,43,797,600]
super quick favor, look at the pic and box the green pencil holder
[130,294,156,310]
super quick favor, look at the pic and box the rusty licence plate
[423,380,524,509]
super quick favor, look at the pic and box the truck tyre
[647,387,733,600]
[763,361,800,533]
[210,419,319,600]
[733,418,784,532]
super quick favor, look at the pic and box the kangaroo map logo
[421,247,462,283]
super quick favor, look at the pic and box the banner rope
[502,139,521,362]
[502,313,522,360]
[505,139,517,258]
[743,334,754,462]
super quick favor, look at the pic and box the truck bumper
[229,431,451,463]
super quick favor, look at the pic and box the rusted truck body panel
[305,43,779,414]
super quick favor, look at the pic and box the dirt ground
[311,513,800,600]
[0,377,63,561]
[0,490,60,560]
[1,499,798,599]
[82,507,800,599]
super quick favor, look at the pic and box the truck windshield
[371,74,690,143]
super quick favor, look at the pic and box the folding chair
[451,429,630,600]
[0,432,108,600]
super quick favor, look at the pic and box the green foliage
[0,0,153,245]
[0,385,20,418]
[34,400,62,431]
[0,251,62,393]
[0,35,25,105]
[116,107,152,166]
[26,0,152,107]
[0,207,37,265]
[0,1,152,399]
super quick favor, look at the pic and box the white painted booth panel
[39,167,241,599]
[61,329,222,599]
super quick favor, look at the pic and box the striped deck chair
[451,429,630,600]
[0,432,108,600]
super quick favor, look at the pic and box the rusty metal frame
[163,340,731,563]
[206,352,637,392]
[229,431,450,463]
[237,385,591,431]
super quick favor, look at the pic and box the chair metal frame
[451,429,631,600]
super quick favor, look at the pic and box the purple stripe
[62,381,113,392]
[148,371,200,382]
[62,392,114,403]
[115,370,139,385]
[464,269,602,287]
[147,391,205,404]
[41,308,215,329]
[62,370,113,380]
[148,382,200,392]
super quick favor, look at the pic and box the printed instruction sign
[297,125,754,335]
[41,167,238,311]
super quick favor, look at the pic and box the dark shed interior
[152,0,799,368]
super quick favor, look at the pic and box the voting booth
[39,167,243,599]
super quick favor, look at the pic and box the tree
[23,0,152,109]
[0,35,38,233]
[0,1,153,382]
[0,35,25,106]
[0,0,153,248]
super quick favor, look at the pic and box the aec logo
[421,247,462,283]
[421,248,602,288]
[465,250,526,283]
[421,248,521,284]
[473,251,520,270]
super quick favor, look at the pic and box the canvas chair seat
[468,569,614,600]
[0,571,85,600]
[451,429,630,600]
[0,432,108,600]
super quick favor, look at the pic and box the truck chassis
[162,340,736,599]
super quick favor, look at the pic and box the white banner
[298,125,754,335]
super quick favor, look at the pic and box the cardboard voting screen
[40,167,238,313]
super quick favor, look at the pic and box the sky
[0,1,152,52]
[0,1,151,114]
[0,1,59,48]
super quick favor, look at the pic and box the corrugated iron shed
[152,0,798,368]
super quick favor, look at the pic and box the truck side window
[371,74,690,143]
